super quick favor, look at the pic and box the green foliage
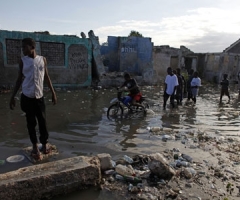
[34,31,50,35]
[128,30,143,37]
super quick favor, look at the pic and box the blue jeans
[123,96,132,106]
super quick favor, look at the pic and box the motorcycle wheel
[142,101,150,109]
[107,103,123,120]
[128,104,146,118]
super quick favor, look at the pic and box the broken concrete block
[0,156,101,200]
[97,153,112,171]
[148,153,175,180]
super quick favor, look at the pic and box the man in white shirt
[163,67,179,109]
[10,38,57,160]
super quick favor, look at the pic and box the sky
[1,0,240,53]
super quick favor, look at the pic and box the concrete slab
[22,143,59,163]
[0,156,101,200]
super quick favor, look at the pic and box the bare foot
[31,144,41,160]
[41,144,51,154]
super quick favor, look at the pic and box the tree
[102,42,108,46]
[128,30,143,37]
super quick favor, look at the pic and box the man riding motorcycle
[119,72,142,106]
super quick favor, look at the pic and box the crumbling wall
[0,30,92,87]
[88,30,106,84]
[152,46,181,83]
[203,53,240,83]
[100,36,119,72]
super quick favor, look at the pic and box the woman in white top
[191,71,201,104]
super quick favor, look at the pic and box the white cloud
[96,7,240,52]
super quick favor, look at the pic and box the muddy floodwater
[1,83,240,199]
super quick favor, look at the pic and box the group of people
[120,67,203,110]
[7,37,213,161]
[9,38,146,160]
[163,67,201,109]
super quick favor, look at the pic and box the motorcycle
[107,88,149,120]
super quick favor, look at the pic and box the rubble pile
[99,129,240,200]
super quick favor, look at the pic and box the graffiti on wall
[6,39,21,65]
[68,44,88,82]
[121,45,136,53]
[68,44,88,70]
[41,42,65,66]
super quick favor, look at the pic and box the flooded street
[1,83,240,199]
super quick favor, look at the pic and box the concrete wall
[152,45,193,83]
[203,53,240,83]
[101,36,153,75]
[3,29,238,87]
[0,30,92,87]
[152,47,172,83]
[101,37,120,72]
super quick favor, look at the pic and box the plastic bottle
[182,154,193,163]
[104,169,115,175]
[180,161,190,167]
[123,175,142,183]
[173,154,179,160]
[128,183,133,191]
[150,127,161,132]
[123,155,133,164]
[115,174,124,180]
[0,160,5,165]
[115,164,135,176]
[111,160,116,168]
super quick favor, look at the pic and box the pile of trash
[99,145,240,200]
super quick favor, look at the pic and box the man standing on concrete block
[9,38,57,160]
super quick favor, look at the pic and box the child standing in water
[191,71,201,104]
[220,74,230,103]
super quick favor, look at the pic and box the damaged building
[0,30,104,89]
[0,29,240,87]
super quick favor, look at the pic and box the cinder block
[97,153,112,171]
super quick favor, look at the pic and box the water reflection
[183,105,197,125]
[0,85,240,199]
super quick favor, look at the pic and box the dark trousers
[20,93,49,145]
[163,92,175,108]
[176,88,183,104]
[187,88,192,100]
